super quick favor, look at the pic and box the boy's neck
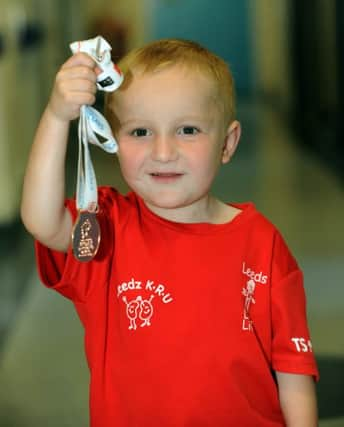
[144,195,241,225]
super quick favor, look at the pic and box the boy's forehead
[105,65,228,130]
[111,69,217,117]
[116,64,218,101]
[105,62,232,127]
[132,63,214,84]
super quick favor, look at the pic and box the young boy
[21,39,319,426]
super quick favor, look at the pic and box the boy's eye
[177,126,199,135]
[131,128,151,137]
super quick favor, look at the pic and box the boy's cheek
[116,149,141,170]
[116,138,131,157]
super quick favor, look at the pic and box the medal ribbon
[70,36,123,211]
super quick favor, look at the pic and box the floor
[0,104,343,426]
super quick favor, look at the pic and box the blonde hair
[105,38,236,126]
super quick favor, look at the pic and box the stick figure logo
[242,279,256,331]
[122,295,154,330]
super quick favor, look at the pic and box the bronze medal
[72,210,101,262]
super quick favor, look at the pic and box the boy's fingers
[68,91,96,106]
[62,52,97,70]
[57,66,98,83]
[63,79,97,95]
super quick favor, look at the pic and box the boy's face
[110,66,240,220]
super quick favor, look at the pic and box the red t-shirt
[35,187,319,427]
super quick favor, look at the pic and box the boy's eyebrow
[119,114,211,127]
[119,118,151,127]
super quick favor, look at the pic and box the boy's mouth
[150,172,182,177]
[149,172,184,182]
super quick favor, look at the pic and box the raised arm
[276,372,318,427]
[21,53,98,252]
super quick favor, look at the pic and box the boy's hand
[47,52,98,122]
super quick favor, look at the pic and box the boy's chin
[143,194,193,211]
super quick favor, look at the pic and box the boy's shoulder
[94,186,136,207]
[66,186,136,221]
[95,186,138,215]
[232,202,298,270]
[231,201,280,236]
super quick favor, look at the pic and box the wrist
[45,104,72,127]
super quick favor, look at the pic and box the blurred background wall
[0,0,343,426]
[150,0,254,95]
[0,0,83,223]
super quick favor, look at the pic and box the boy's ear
[221,120,241,164]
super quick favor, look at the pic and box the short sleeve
[270,232,319,381]
[35,187,116,304]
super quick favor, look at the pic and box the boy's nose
[151,135,178,162]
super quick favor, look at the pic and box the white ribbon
[70,35,123,211]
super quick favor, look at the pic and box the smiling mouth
[150,172,182,177]
[149,172,184,182]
